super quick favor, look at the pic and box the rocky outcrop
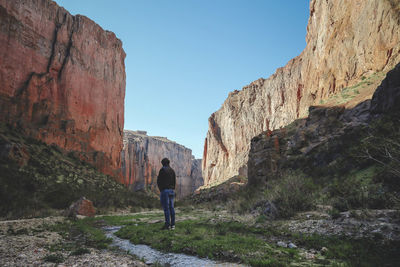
[191,159,204,192]
[370,61,400,114]
[0,0,126,178]
[121,130,203,199]
[248,61,400,186]
[203,0,400,186]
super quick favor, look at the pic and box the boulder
[66,197,96,218]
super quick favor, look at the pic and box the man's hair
[161,158,170,166]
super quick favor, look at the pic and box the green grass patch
[99,212,164,226]
[321,72,385,105]
[115,219,313,266]
[50,218,112,249]
[292,233,400,267]
[113,217,400,266]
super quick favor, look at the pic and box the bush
[43,253,65,263]
[263,171,317,218]
[70,247,91,256]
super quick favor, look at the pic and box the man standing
[157,158,176,230]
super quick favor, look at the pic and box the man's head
[161,158,170,166]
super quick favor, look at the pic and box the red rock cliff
[121,130,204,199]
[203,0,400,186]
[0,0,126,177]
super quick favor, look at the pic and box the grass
[43,253,65,263]
[99,211,400,267]
[49,218,112,250]
[291,233,400,267]
[319,72,385,105]
[115,219,310,266]
[35,204,400,267]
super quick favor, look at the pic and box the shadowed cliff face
[121,131,203,199]
[0,0,126,178]
[248,61,400,188]
[203,0,400,186]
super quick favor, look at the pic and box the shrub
[70,247,91,256]
[264,171,317,218]
[43,253,65,263]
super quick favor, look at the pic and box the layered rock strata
[203,0,400,185]
[121,130,203,198]
[0,0,126,177]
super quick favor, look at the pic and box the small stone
[277,241,287,247]
[288,242,297,249]
[377,217,388,223]
[321,247,328,255]
[305,252,315,259]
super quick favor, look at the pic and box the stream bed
[104,226,246,267]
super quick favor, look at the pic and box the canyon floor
[1,206,399,267]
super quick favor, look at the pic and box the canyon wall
[121,130,203,199]
[0,0,126,178]
[248,61,400,187]
[203,0,400,186]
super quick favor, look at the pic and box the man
[157,158,176,230]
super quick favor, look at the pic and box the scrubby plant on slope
[0,123,158,219]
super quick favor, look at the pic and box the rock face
[248,62,400,186]
[203,0,400,186]
[370,62,400,114]
[0,0,126,178]
[121,130,203,199]
[191,159,204,192]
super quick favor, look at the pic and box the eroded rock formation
[121,130,203,198]
[203,0,400,185]
[248,61,400,186]
[0,0,126,178]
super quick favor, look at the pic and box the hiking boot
[160,225,170,230]
[170,225,175,230]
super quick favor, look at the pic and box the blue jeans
[160,189,175,227]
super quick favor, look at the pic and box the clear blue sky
[55,0,309,158]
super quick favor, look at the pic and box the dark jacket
[157,166,176,191]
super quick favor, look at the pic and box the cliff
[247,62,400,211]
[121,130,203,199]
[203,0,400,186]
[0,0,126,178]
